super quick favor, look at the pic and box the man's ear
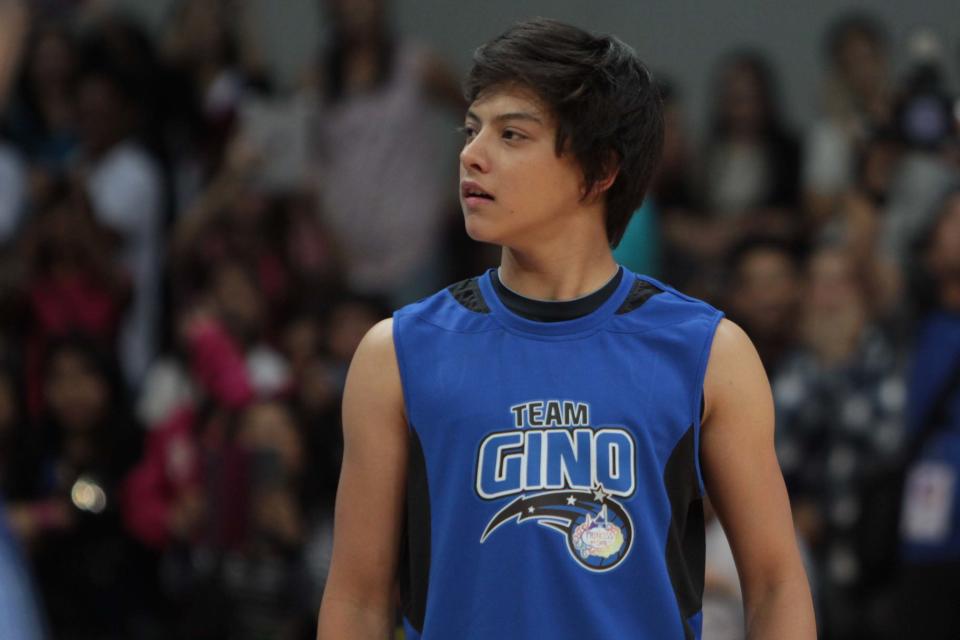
[583,154,620,202]
[595,167,619,194]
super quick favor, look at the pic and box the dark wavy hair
[464,18,664,247]
[708,49,789,140]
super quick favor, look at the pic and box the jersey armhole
[693,310,725,497]
[391,312,416,432]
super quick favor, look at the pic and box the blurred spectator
[826,129,905,317]
[85,12,163,99]
[123,326,306,638]
[138,253,292,430]
[80,11,173,204]
[661,51,801,300]
[2,20,80,203]
[278,291,387,619]
[124,257,293,546]
[206,258,291,392]
[227,400,312,639]
[281,291,388,510]
[123,302,255,636]
[702,51,801,227]
[169,136,338,315]
[306,0,464,304]
[282,190,340,291]
[8,336,146,639]
[650,81,698,214]
[74,60,164,385]
[895,187,960,637]
[725,236,803,375]
[279,304,339,446]
[804,13,893,227]
[131,397,312,639]
[773,245,905,637]
[653,80,704,287]
[877,32,960,281]
[161,0,269,184]
[308,294,389,488]
[17,184,131,417]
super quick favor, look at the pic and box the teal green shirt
[613,201,659,277]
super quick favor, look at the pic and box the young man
[317,19,815,639]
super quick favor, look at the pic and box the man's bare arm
[317,319,408,640]
[701,319,816,639]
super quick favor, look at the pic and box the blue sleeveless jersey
[393,267,723,639]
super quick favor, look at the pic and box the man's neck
[498,243,618,302]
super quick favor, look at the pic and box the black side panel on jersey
[663,424,705,639]
[447,278,491,314]
[399,427,431,633]
[615,278,663,314]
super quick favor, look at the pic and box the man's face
[459,86,587,247]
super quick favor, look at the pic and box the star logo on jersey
[480,485,633,572]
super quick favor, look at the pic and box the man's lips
[461,180,495,203]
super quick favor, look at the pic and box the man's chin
[463,215,503,244]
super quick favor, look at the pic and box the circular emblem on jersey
[572,505,625,564]
[480,485,633,572]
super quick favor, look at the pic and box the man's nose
[460,135,490,174]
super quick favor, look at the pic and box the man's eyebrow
[465,110,544,125]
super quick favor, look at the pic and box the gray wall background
[118,0,960,137]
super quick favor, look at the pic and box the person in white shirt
[75,63,163,385]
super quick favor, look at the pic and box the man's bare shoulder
[356,317,395,356]
[347,318,400,389]
[710,318,759,364]
[703,318,770,425]
[343,318,405,427]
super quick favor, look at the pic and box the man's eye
[502,130,526,141]
[459,125,477,139]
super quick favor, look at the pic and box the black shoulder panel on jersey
[615,278,663,314]
[399,427,431,633]
[447,277,491,314]
[663,424,704,639]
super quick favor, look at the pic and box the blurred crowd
[0,1,957,639]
